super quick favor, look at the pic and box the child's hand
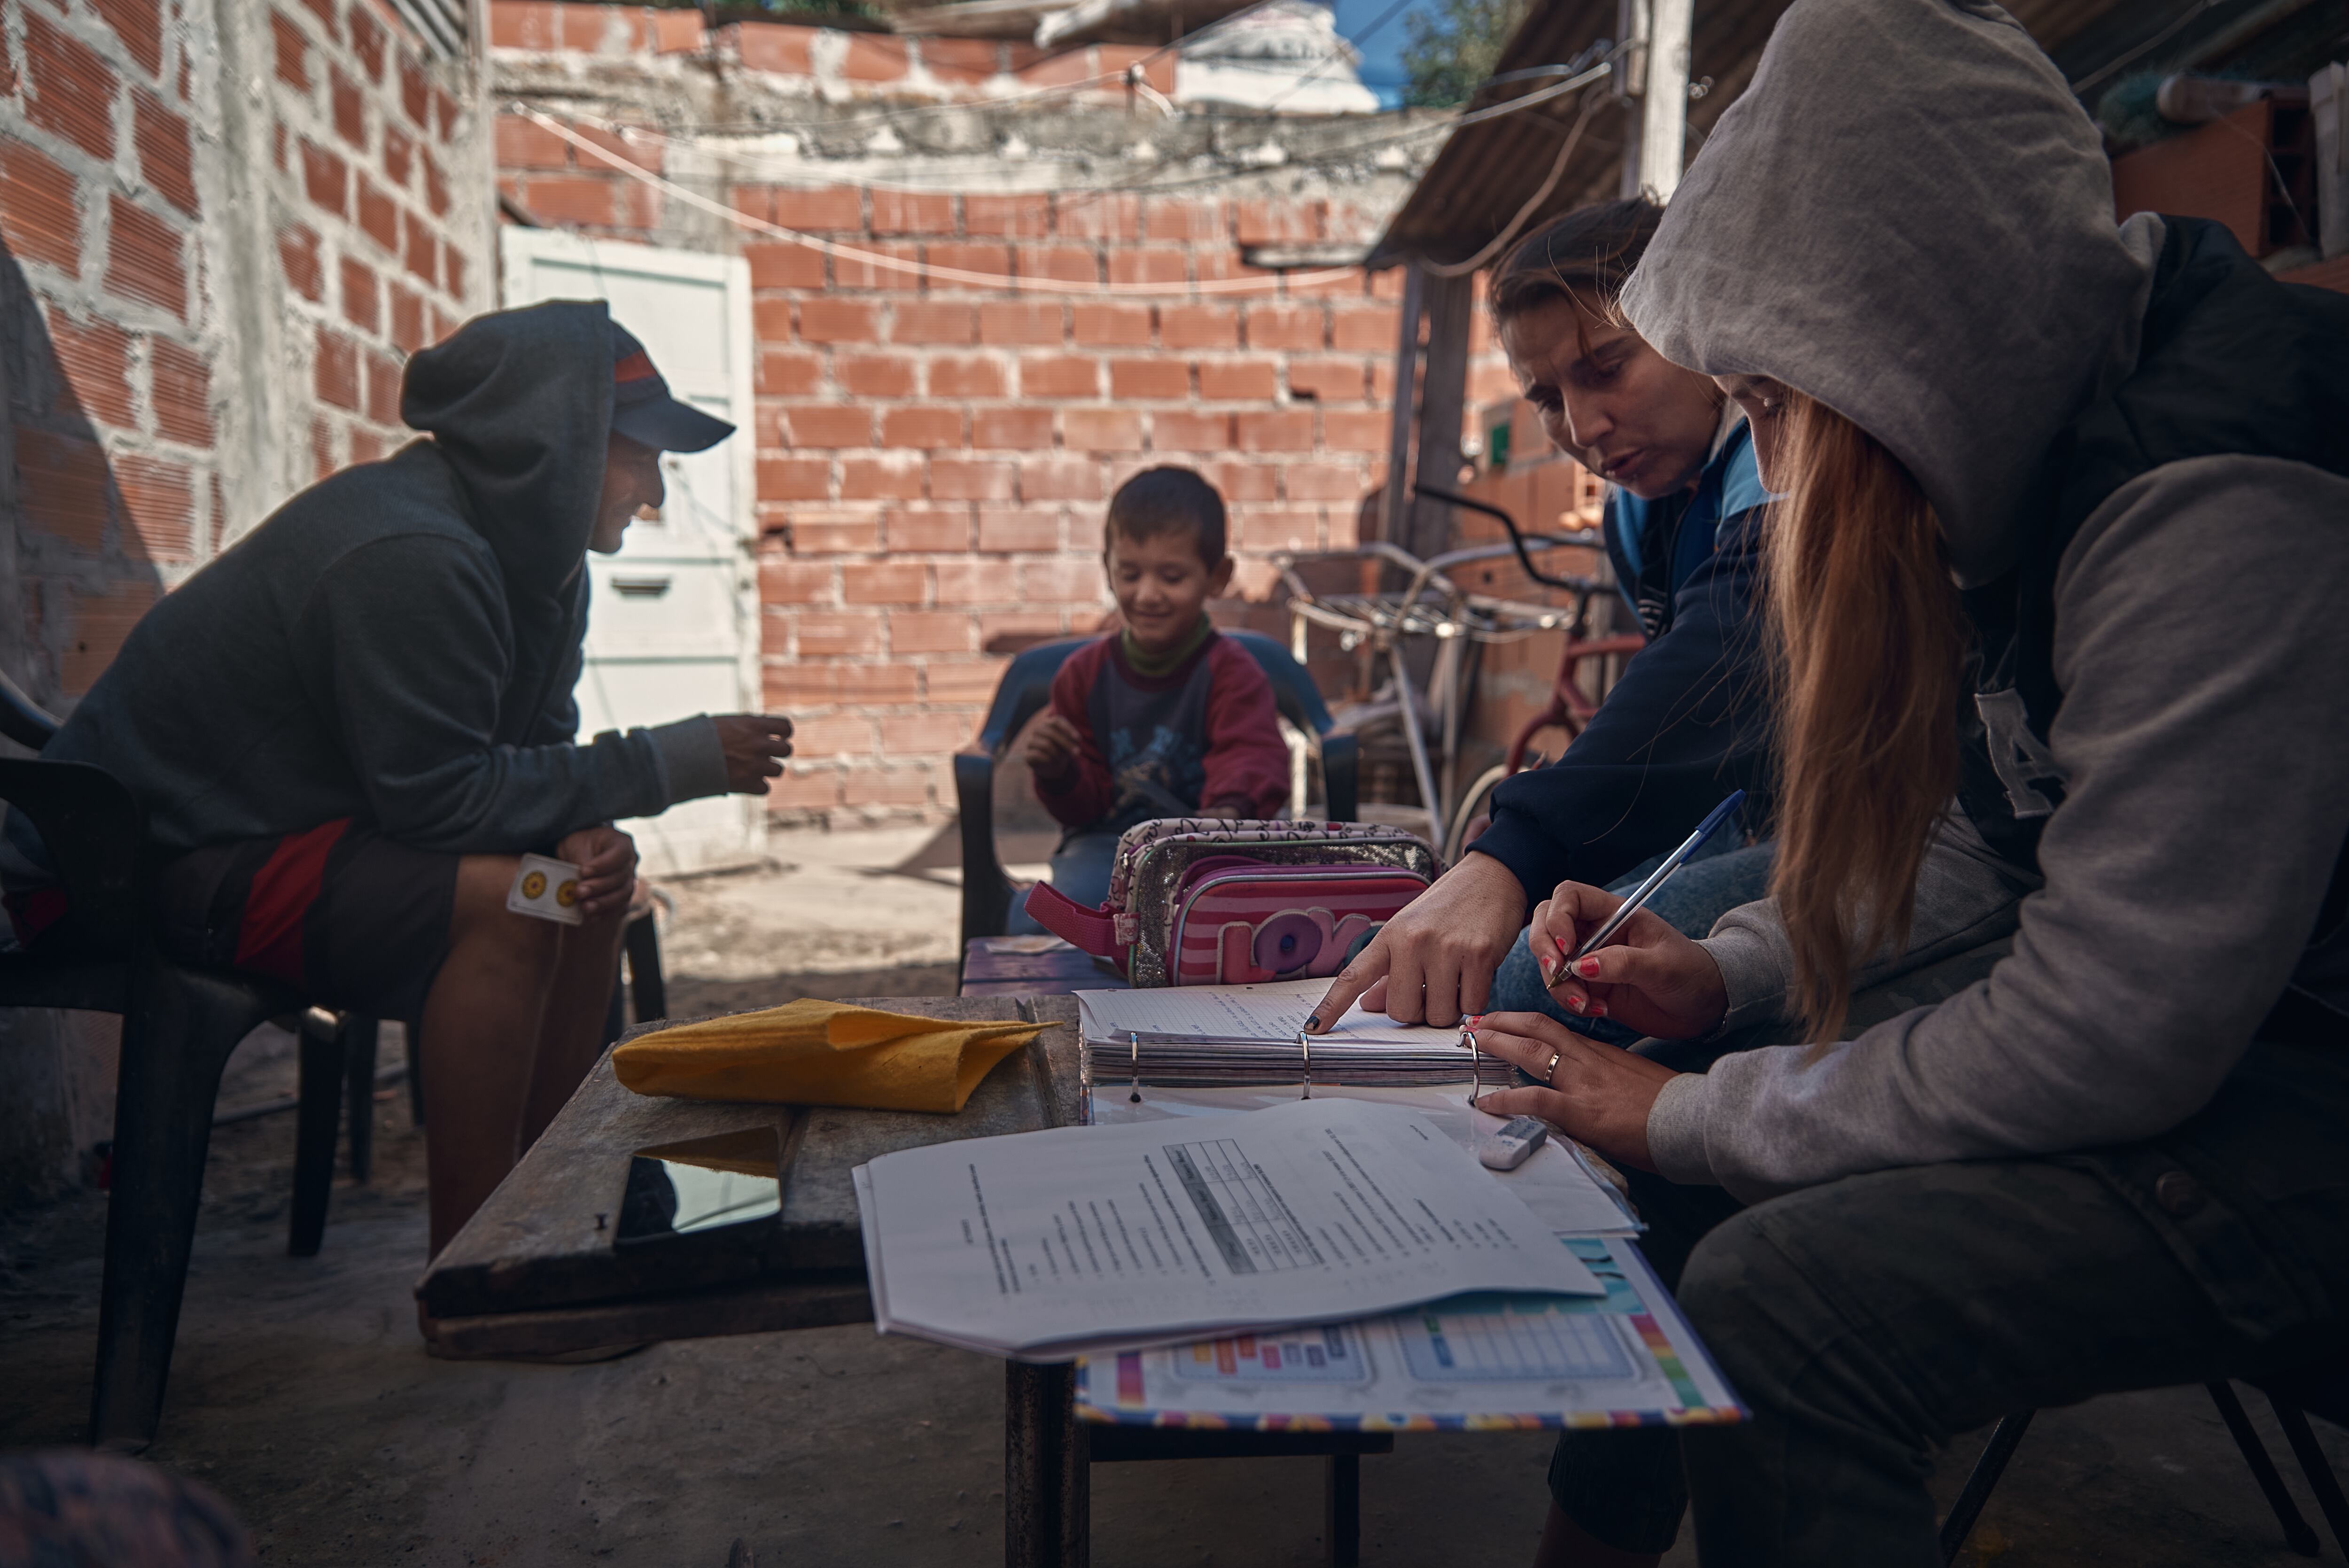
[1024,713,1084,782]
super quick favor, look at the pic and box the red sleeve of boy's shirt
[1032,638,1116,829]
[1200,639,1292,818]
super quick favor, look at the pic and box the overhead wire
[1420,84,1605,276]
[1048,56,1612,212]
[522,105,1360,293]
[513,42,1617,288]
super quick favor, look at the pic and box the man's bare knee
[451,855,565,970]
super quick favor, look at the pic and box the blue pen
[1550,790,1746,981]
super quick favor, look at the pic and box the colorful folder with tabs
[1075,1235,1747,1432]
[612,999,1041,1113]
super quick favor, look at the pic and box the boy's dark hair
[1489,196,1666,329]
[1104,466,1227,567]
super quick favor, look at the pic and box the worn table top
[960,936,1130,998]
[417,994,1085,1357]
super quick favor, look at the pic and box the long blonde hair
[1765,392,1968,1042]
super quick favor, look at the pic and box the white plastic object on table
[1478,1115,1550,1171]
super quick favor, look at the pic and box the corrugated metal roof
[1364,0,1795,269]
[1368,0,2348,270]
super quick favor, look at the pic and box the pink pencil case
[1020,818,1434,987]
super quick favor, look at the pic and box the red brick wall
[0,0,487,705]
[494,6,1517,819]
[1,0,202,698]
[271,0,484,479]
[508,147,1430,818]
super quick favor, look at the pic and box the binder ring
[1129,1031,1143,1103]
[1297,1030,1312,1100]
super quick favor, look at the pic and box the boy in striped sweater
[1017,467,1290,914]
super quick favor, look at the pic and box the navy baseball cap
[609,320,735,452]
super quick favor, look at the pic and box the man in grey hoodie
[33,300,795,1255]
[1455,1,2349,1562]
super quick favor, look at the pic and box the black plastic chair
[951,629,1359,952]
[2,658,669,1449]
[0,672,367,1449]
[1940,1376,2349,1563]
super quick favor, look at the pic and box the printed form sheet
[1088,1084,1638,1238]
[1075,1235,1745,1430]
[855,1097,1602,1358]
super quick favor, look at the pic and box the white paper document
[853,1097,1603,1359]
[1088,1084,1639,1237]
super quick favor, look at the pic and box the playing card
[506,853,584,926]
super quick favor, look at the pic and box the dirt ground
[4,829,2345,1566]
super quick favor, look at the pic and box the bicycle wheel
[1442,762,1515,864]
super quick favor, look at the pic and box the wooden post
[1379,264,1424,545]
[1405,271,1473,563]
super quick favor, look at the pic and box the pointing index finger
[1306,927,1389,1034]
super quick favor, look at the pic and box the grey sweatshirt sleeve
[306,536,722,853]
[1696,810,2038,1037]
[1646,458,2349,1201]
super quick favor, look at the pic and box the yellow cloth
[611,999,1042,1113]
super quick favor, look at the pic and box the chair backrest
[973,637,1089,760]
[1223,629,1334,739]
[974,629,1333,761]
[0,666,61,751]
[0,759,143,955]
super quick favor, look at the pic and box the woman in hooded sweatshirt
[1462,0,2349,1562]
[1314,196,1777,1039]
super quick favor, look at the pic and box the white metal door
[499,229,763,876]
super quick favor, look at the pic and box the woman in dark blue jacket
[1315,199,1776,1032]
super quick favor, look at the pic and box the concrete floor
[4,826,2346,1566]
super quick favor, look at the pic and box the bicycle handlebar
[1412,482,1594,592]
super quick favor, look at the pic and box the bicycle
[1274,484,1638,862]
[1422,486,1649,861]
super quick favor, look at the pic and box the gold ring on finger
[1544,1049,1562,1084]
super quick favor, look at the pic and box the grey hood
[1618,0,2161,587]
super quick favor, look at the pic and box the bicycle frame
[1273,496,1612,847]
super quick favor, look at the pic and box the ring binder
[1077,982,1514,1093]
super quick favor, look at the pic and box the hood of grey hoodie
[399,297,615,601]
[1618,0,2162,588]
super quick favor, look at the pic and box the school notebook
[1076,978,1513,1091]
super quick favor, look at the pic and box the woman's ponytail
[1765,393,1968,1043]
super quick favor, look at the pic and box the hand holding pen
[1529,882,1729,1041]
[1532,790,1744,1040]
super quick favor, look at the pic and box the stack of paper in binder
[1074,978,1516,1089]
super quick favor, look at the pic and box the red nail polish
[1566,995,1585,1013]
[1576,957,1599,978]
[1553,935,1571,958]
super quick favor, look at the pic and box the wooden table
[958,935,1129,998]
[418,994,1383,1567]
